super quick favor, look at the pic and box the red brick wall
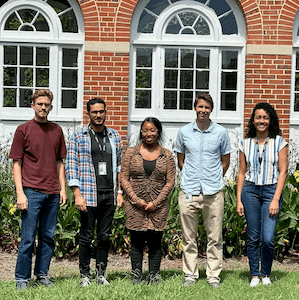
[240,0,296,139]
[78,0,297,141]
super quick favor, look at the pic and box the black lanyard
[89,127,106,158]
[256,137,269,173]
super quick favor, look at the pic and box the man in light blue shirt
[174,94,232,288]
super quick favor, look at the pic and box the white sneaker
[262,276,271,286]
[80,276,91,287]
[250,278,260,287]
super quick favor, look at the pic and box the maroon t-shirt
[9,119,67,194]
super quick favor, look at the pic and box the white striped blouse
[239,135,288,186]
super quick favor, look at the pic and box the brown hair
[32,89,53,103]
[193,93,214,110]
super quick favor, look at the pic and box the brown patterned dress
[120,143,176,231]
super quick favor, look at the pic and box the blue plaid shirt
[66,124,122,207]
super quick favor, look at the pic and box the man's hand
[17,193,28,210]
[59,190,67,207]
[75,195,87,212]
[116,193,124,210]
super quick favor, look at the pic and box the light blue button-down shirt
[174,121,232,195]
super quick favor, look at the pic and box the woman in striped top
[120,117,175,284]
[236,102,288,287]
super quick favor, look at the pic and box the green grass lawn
[1,268,299,300]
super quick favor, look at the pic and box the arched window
[0,0,84,122]
[129,0,246,128]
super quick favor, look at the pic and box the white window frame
[129,0,246,124]
[0,0,84,122]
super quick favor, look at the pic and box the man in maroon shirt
[9,89,67,290]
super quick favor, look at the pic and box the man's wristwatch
[117,190,123,194]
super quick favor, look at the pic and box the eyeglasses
[90,110,106,115]
[141,129,158,134]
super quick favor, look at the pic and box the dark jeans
[241,181,282,277]
[130,229,163,275]
[79,191,115,277]
[15,188,59,281]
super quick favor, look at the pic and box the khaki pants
[178,190,224,282]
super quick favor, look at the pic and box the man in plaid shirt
[66,98,123,287]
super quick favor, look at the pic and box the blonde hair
[32,89,53,103]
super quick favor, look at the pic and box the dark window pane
[34,13,50,31]
[295,73,299,91]
[222,51,238,69]
[181,50,194,68]
[20,25,34,31]
[138,10,156,33]
[221,72,237,90]
[219,12,238,35]
[179,91,193,110]
[295,93,299,111]
[208,0,231,16]
[164,91,177,109]
[166,15,181,34]
[164,70,178,88]
[181,28,194,35]
[135,90,151,108]
[296,53,299,70]
[48,0,70,11]
[196,50,210,69]
[62,90,77,108]
[165,49,178,68]
[20,47,33,65]
[179,12,197,27]
[136,69,151,89]
[62,69,77,88]
[63,49,78,67]
[145,0,169,15]
[4,46,17,65]
[4,67,17,86]
[36,69,49,87]
[136,48,152,67]
[3,88,16,107]
[37,48,49,66]
[180,70,193,89]
[5,12,20,30]
[221,92,236,110]
[20,68,33,87]
[0,1,8,7]
[20,89,33,107]
[196,71,209,89]
[193,15,210,35]
[59,10,78,33]
[18,9,36,24]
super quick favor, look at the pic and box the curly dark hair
[246,102,281,138]
[139,117,163,144]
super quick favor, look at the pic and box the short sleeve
[174,128,185,154]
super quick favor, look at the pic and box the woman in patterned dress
[120,117,175,284]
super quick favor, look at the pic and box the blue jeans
[241,181,282,277]
[15,188,59,282]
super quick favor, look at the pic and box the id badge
[185,193,192,203]
[98,162,107,176]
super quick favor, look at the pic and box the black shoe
[36,275,52,287]
[131,268,144,285]
[147,272,160,285]
[16,280,29,290]
[96,263,110,286]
